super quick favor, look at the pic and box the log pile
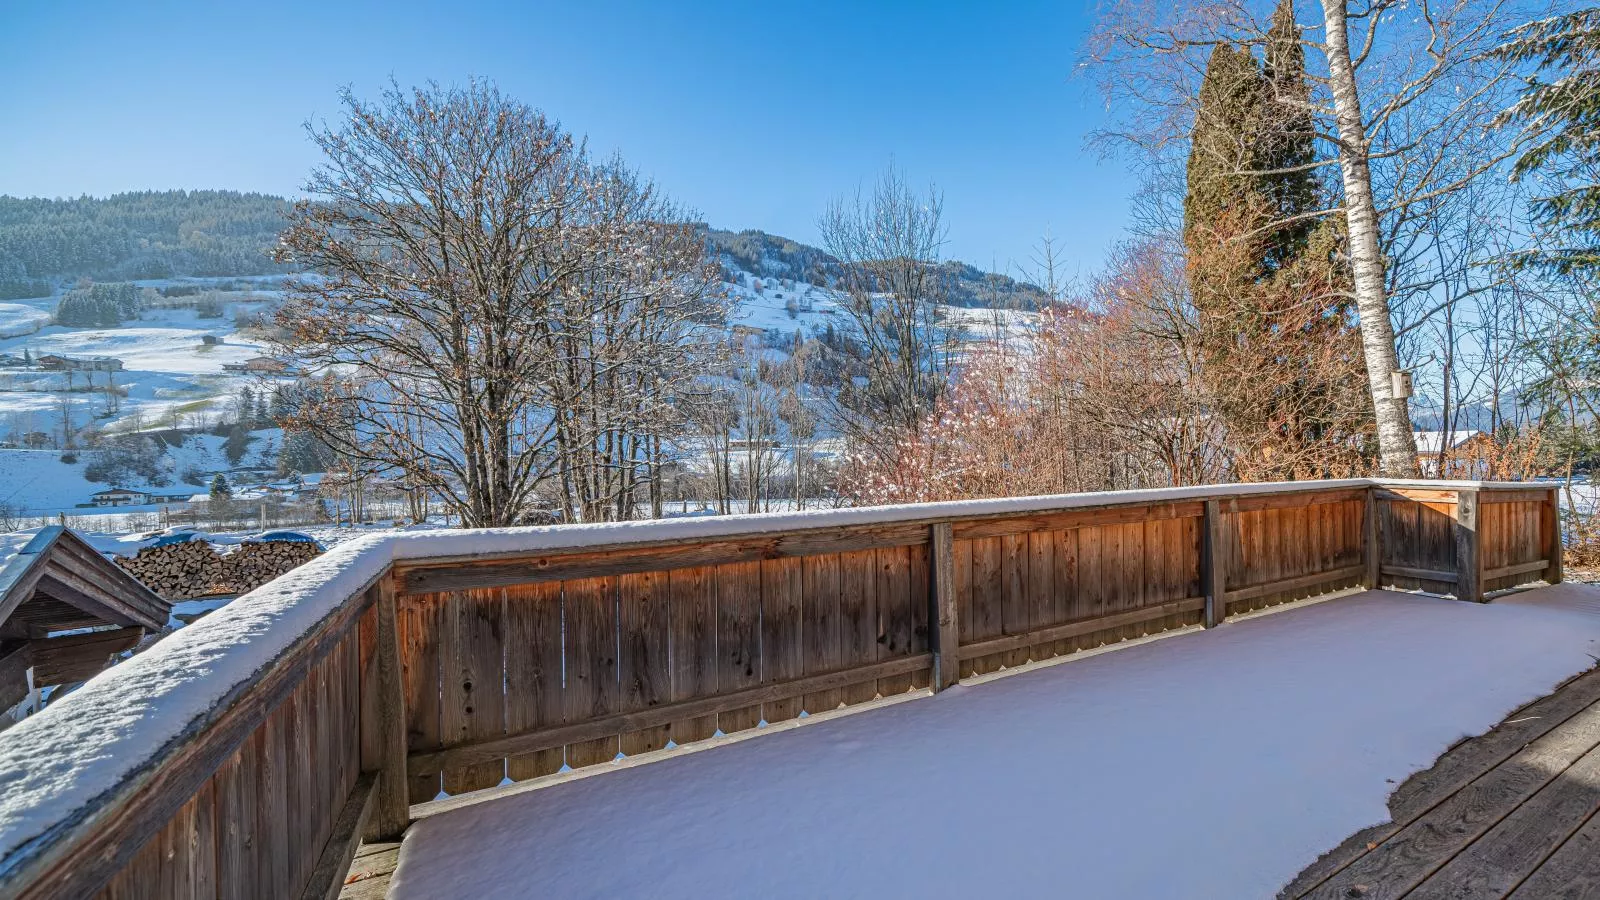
[115,538,322,600]
[219,540,322,593]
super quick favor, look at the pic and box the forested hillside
[707,228,1051,309]
[0,191,1049,309]
[0,191,291,297]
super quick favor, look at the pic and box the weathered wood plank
[967,537,1003,675]
[1202,500,1225,628]
[1025,530,1055,660]
[29,627,141,687]
[564,576,620,766]
[407,654,934,775]
[1052,527,1080,657]
[1225,565,1366,605]
[717,561,763,732]
[503,581,564,780]
[1304,695,1600,900]
[439,589,506,792]
[874,547,915,696]
[839,549,880,703]
[907,542,932,690]
[952,499,1205,540]
[760,557,805,722]
[799,554,844,711]
[395,522,933,594]
[1406,737,1600,900]
[619,570,672,753]
[400,593,442,805]
[1380,564,1459,584]
[1285,669,1600,897]
[1455,489,1482,602]
[957,596,1206,661]
[298,774,376,900]
[929,524,959,691]
[1544,488,1564,585]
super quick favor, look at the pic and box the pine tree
[1496,8,1600,274]
[1259,0,1319,270]
[209,473,232,500]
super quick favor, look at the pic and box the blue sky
[0,0,1135,280]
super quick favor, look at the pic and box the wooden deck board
[338,842,399,900]
[1287,666,1600,900]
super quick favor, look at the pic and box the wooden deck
[338,840,399,899]
[1285,664,1600,899]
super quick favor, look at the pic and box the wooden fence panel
[565,576,620,766]
[620,570,672,753]
[760,558,804,722]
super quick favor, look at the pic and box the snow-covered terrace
[0,479,1578,898]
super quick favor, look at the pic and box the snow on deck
[388,585,1600,899]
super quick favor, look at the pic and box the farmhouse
[33,354,123,372]
[88,488,149,507]
[1414,429,1495,478]
[221,356,299,375]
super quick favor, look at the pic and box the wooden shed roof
[0,528,168,639]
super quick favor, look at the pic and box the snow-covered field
[389,585,1600,899]
[0,280,292,440]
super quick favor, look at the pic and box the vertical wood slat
[761,557,805,721]
[930,523,960,691]
[504,581,564,780]
[839,549,879,704]
[400,593,442,804]
[874,547,915,696]
[801,554,844,709]
[565,576,620,766]
[1203,499,1226,628]
[619,570,672,752]
[439,588,506,793]
[1364,488,1381,589]
[717,562,762,732]
[669,566,719,741]
[908,542,932,690]
[1455,489,1482,603]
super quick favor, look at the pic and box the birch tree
[1088,0,1545,475]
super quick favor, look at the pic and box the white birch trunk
[1319,0,1421,477]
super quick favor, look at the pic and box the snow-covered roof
[0,477,1551,882]
[1414,430,1487,454]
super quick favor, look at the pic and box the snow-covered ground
[389,585,1600,899]
[0,281,293,439]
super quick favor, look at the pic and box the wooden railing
[0,480,1562,899]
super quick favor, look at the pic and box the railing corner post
[1202,499,1227,628]
[929,522,960,691]
[1544,487,1564,586]
[1454,488,1483,603]
[362,572,410,841]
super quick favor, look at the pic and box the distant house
[34,354,122,373]
[90,488,151,508]
[222,356,298,376]
[1415,430,1495,478]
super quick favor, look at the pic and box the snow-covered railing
[0,479,1561,899]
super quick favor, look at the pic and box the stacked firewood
[218,540,322,592]
[115,539,322,600]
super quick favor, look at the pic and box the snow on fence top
[0,478,1547,877]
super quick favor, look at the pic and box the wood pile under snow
[114,536,322,600]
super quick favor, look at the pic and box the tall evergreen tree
[1496,8,1600,274]
[1183,0,1371,478]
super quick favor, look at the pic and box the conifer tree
[1496,8,1600,274]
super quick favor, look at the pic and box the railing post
[362,574,410,840]
[1363,486,1381,590]
[1544,486,1564,585]
[1202,499,1227,628]
[1454,488,1483,603]
[930,522,961,691]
